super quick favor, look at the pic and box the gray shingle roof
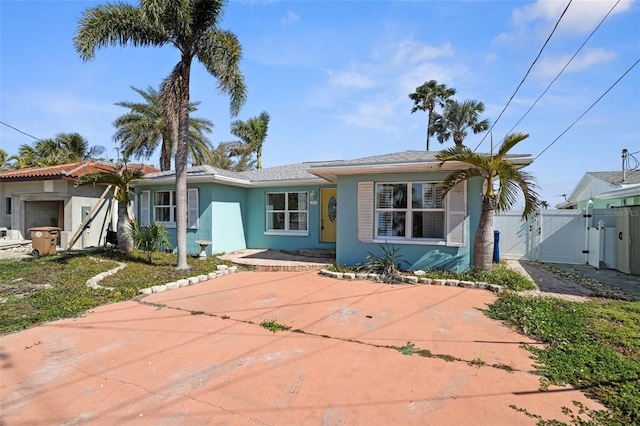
[308,151,439,168]
[240,162,325,182]
[143,165,248,181]
[589,171,640,186]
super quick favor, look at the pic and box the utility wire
[535,57,640,160]
[0,120,41,141]
[499,0,620,144]
[474,0,573,152]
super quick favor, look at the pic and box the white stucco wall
[1,179,114,248]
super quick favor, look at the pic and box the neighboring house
[134,151,534,272]
[558,171,640,209]
[0,161,158,248]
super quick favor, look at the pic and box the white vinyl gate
[494,209,592,264]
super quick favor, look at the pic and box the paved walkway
[0,271,603,425]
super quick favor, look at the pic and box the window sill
[373,238,447,246]
[264,231,309,237]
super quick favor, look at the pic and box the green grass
[0,249,233,335]
[259,318,291,333]
[485,293,640,425]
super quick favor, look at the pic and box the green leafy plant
[260,318,291,333]
[394,341,418,356]
[130,221,172,263]
[362,243,405,282]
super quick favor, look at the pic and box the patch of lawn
[485,293,640,424]
[0,250,233,335]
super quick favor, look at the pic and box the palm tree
[541,200,550,209]
[113,86,214,171]
[435,133,540,270]
[8,133,104,168]
[0,149,10,170]
[409,80,456,151]
[430,99,490,147]
[56,132,106,162]
[75,164,145,253]
[75,0,247,269]
[230,111,270,169]
[207,141,255,171]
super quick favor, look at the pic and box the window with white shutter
[188,188,199,229]
[357,182,374,243]
[140,191,150,226]
[358,180,466,246]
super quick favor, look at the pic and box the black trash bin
[493,230,500,263]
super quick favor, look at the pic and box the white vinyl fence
[494,208,616,266]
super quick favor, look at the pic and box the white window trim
[374,181,446,243]
[150,189,199,229]
[265,191,309,236]
[359,180,466,247]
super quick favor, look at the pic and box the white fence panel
[537,210,585,264]
[494,212,535,260]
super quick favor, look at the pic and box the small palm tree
[75,0,247,269]
[75,164,145,253]
[409,80,456,151]
[113,86,214,171]
[430,99,490,147]
[130,221,171,263]
[230,111,270,169]
[435,133,540,270]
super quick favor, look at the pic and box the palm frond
[74,3,168,61]
[197,29,247,116]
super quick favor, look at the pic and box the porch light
[310,190,317,202]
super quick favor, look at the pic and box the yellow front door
[320,188,337,243]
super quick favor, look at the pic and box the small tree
[436,133,540,270]
[75,164,145,253]
[130,221,171,263]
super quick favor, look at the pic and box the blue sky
[1,0,639,206]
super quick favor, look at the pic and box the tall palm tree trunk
[175,61,192,270]
[473,195,495,270]
[426,110,433,151]
[117,200,134,253]
[160,135,172,171]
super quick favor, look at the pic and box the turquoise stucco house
[133,151,534,272]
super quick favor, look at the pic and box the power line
[499,0,621,143]
[474,0,573,152]
[535,57,640,160]
[0,120,41,141]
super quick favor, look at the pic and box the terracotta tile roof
[0,161,160,181]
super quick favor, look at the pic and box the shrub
[130,221,172,263]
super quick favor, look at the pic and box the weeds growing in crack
[260,318,291,333]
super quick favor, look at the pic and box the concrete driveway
[1,271,602,425]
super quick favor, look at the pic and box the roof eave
[250,178,329,188]
[133,174,252,188]
[597,184,640,200]
[307,156,534,182]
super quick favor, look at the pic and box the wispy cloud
[310,39,461,131]
[534,47,617,78]
[281,11,299,26]
[511,0,634,36]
